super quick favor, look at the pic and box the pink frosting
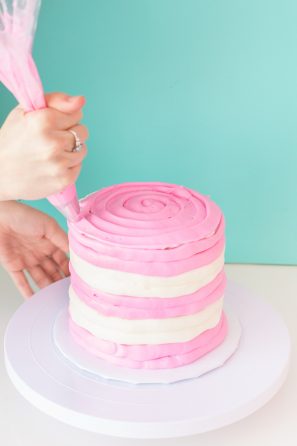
[68,182,225,276]
[0,2,45,111]
[70,265,226,319]
[68,182,227,369]
[69,313,228,369]
[0,1,80,221]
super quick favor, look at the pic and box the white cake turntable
[4,278,291,439]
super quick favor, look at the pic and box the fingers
[25,108,88,180]
[26,106,83,131]
[40,256,65,282]
[49,125,88,171]
[45,92,85,114]
[38,218,70,276]
[64,145,88,168]
[22,92,88,190]
[9,270,34,299]
[45,92,85,129]
[52,249,70,277]
[63,124,89,152]
[36,248,69,280]
[28,265,53,289]
[10,250,70,299]
[25,92,86,131]
[28,250,70,291]
[43,219,69,254]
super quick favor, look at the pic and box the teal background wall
[1,0,297,265]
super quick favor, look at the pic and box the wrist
[0,137,19,201]
[0,186,19,200]
[0,156,13,201]
[0,199,17,215]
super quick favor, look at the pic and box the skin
[0,92,88,298]
[0,92,88,201]
[0,200,70,298]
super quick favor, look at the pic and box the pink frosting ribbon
[70,265,226,319]
[69,313,228,369]
[68,182,227,369]
[68,182,225,276]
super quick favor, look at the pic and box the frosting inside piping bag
[0,0,81,221]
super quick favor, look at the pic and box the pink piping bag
[0,0,81,221]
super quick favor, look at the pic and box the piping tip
[61,198,82,222]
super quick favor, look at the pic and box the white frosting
[69,287,224,344]
[69,249,225,298]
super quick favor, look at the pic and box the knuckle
[39,111,51,127]
[25,111,38,129]
[26,110,52,131]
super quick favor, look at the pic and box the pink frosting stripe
[69,265,226,319]
[67,183,226,369]
[69,313,228,369]
[69,234,225,277]
[68,182,224,276]
[68,214,224,263]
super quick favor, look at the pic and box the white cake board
[4,278,291,439]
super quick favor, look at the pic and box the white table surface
[0,263,296,446]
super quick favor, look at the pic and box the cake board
[4,278,291,439]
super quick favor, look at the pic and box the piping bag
[0,0,81,221]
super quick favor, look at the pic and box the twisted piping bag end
[62,198,83,222]
[47,185,82,223]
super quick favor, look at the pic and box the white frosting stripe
[69,287,224,344]
[69,249,225,298]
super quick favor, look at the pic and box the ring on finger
[69,129,84,153]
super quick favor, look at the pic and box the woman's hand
[0,92,88,201]
[0,200,70,298]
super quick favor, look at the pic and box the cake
[67,182,227,369]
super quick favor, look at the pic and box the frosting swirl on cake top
[68,182,225,277]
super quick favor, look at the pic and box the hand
[0,92,88,201]
[0,200,70,298]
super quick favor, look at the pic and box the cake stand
[4,278,291,439]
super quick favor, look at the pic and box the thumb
[45,92,85,114]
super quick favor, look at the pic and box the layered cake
[67,182,227,369]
